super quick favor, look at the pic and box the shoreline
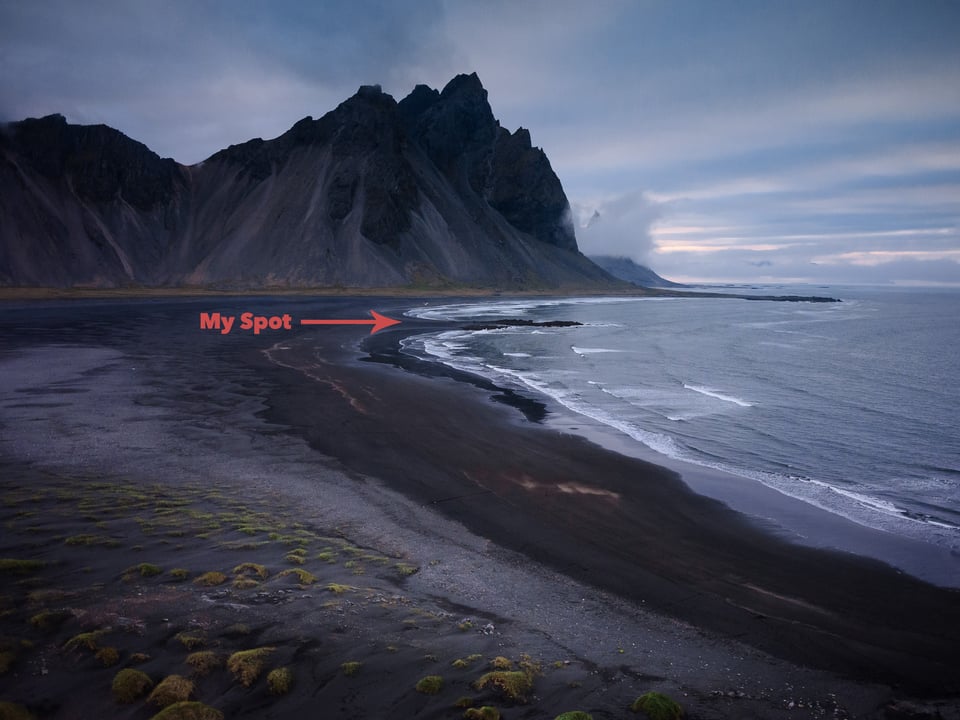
[1,296,958,718]
[264,315,960,691]
[543,406,960,589]
[368,307,960,589]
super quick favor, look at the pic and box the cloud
[1,0,957,284]
[0,0,456,163]
[572,191,661,262]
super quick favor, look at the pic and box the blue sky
[2,0,958,285]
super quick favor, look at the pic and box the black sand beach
[1,296,958,719]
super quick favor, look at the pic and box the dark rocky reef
[461,319,584,331]
[743,295,840,303]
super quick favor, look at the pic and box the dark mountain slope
[0,75,618,289]
[589,255,684,288]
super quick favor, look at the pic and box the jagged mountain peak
[0,74,614,289]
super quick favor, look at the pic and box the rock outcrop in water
[0,74,616,289]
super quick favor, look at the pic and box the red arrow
[300,310,402,335]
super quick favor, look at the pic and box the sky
[2,0,958,285]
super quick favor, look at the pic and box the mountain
[588,255,683,288]
[0,74,619,290]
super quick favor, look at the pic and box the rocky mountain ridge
[0,74,617,289]
[588,255,683,288]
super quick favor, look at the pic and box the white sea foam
[405,296,646,322]
[398,291,960,562]
[571,346,621,355]
[683,384,754,407]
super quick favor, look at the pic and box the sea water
[402,287,960,560]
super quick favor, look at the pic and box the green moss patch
[452,654,483,669]
[555,713,593,720]
[227,647,275,686]
[341,661,362,676]
[149,701,224,720]
[395,563,419,576]
[232,562,268,579]
[112,668,154,703]
[283,549,307,565]
[474,671,534,703]
[464,706,502,720]
[192,571,227,587]
[185,651,221,677]
[415,675,444,695]
[64,628,109,652]
[277,568,317,585]
[0,558,45,575]
[175,632,205,651]
[147,674,194,708]
[29,610,72,632]
[96,646,120,666]
[64,534,119,547]
[124,562,162,580]
[267,666,293,695]
[630,692,684,720]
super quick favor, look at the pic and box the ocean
[401,287,960,571]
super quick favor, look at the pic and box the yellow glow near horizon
[813,249,960,266]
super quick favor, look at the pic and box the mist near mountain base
[573,190,660,264]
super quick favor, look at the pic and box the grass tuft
[452,654,483,669]
[0,559,45,575]
[341,661,362,676]
[96,646,120,666]
[175,632,205,650]
[168,568,189,581]
[147,674,194,708]
[227,647,276,686]
[490,656,512,670]
[267,666,293,695]
[415,675,444,695]
[192,571,227,587]
[29,610,72,632]
[112,668,154,703]
[277,568,317,585]
[232,562,268,579]
[185,651,221,677]
[64,629,108,652]
[124,562,162,580]
[465,708,502,720]
[474,671,534,703]
[630,692,684,720]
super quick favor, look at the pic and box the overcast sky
[2,0,958,285]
